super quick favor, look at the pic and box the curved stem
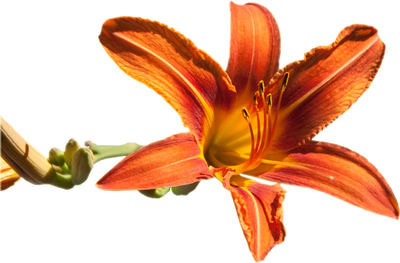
[86,141,141,163]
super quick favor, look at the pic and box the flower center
[231,72,289,173]
[206,72,290,175]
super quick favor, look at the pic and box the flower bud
[139,187,170,198]
[48,147,65,166]
[71,148,94,185]
[172,181,200,196]
[64,139,79,167]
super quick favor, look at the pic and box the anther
[281,72,290,92]
[253,93,258,107]
[242,107,250,121]
[258,80,265,94]
[267,93,272,109]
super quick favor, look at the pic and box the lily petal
[252,141,399,219]
[99,17,235,143]
[268,25,385,151]
[229,175,285,261]
[97,133,212,190]
[227,2,280,97]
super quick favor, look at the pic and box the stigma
[234,72,290,173]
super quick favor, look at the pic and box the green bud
[48,147,65,166]
[60,162,71,174]
[64,138,80,167]
[139,187,170,198]
[172,182,200,196]
[71,148,94,185]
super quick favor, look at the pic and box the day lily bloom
[97,2,399,261]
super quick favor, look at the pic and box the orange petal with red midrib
[97,133,212,190]
[252,141,399,219]
[227,2,280,98]
[267,25,385,152]
[99,17,235,144]
[229,175,285,261]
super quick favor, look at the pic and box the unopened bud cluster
[48,139,94,186]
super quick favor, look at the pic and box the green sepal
[139,187,170,198]
[172,182,200,196]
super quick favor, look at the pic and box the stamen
[281,72,290,92]
[256,101,268,162]
[253,93,258,108]
[258,80,265,94]
[243,108,256,165]
[250,92,264,158]
[242,107,250,120]
[267,93,272,110]
[268,72,290,148]
[256,93,272,160]
[236,106,259,173]
[254,101,261,153]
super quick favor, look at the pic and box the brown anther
[267,93,272,109]
[258,80,265,94]
[242,107,250,120]
[282,72,290,92]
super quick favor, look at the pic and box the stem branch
[86,141,141,163]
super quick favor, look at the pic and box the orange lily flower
[97,2,398,261]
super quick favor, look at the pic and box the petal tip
[102,18,119,31]
[96,176,110,190]
[389,196,399,219]
[96,170,118,190]
[344,24,377,38]
[229,1,238,8]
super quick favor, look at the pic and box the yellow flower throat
[206,72,290,175]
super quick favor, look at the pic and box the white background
[1,0,399,262]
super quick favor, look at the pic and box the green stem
[49,172,74,189]
[86,141,141,163]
